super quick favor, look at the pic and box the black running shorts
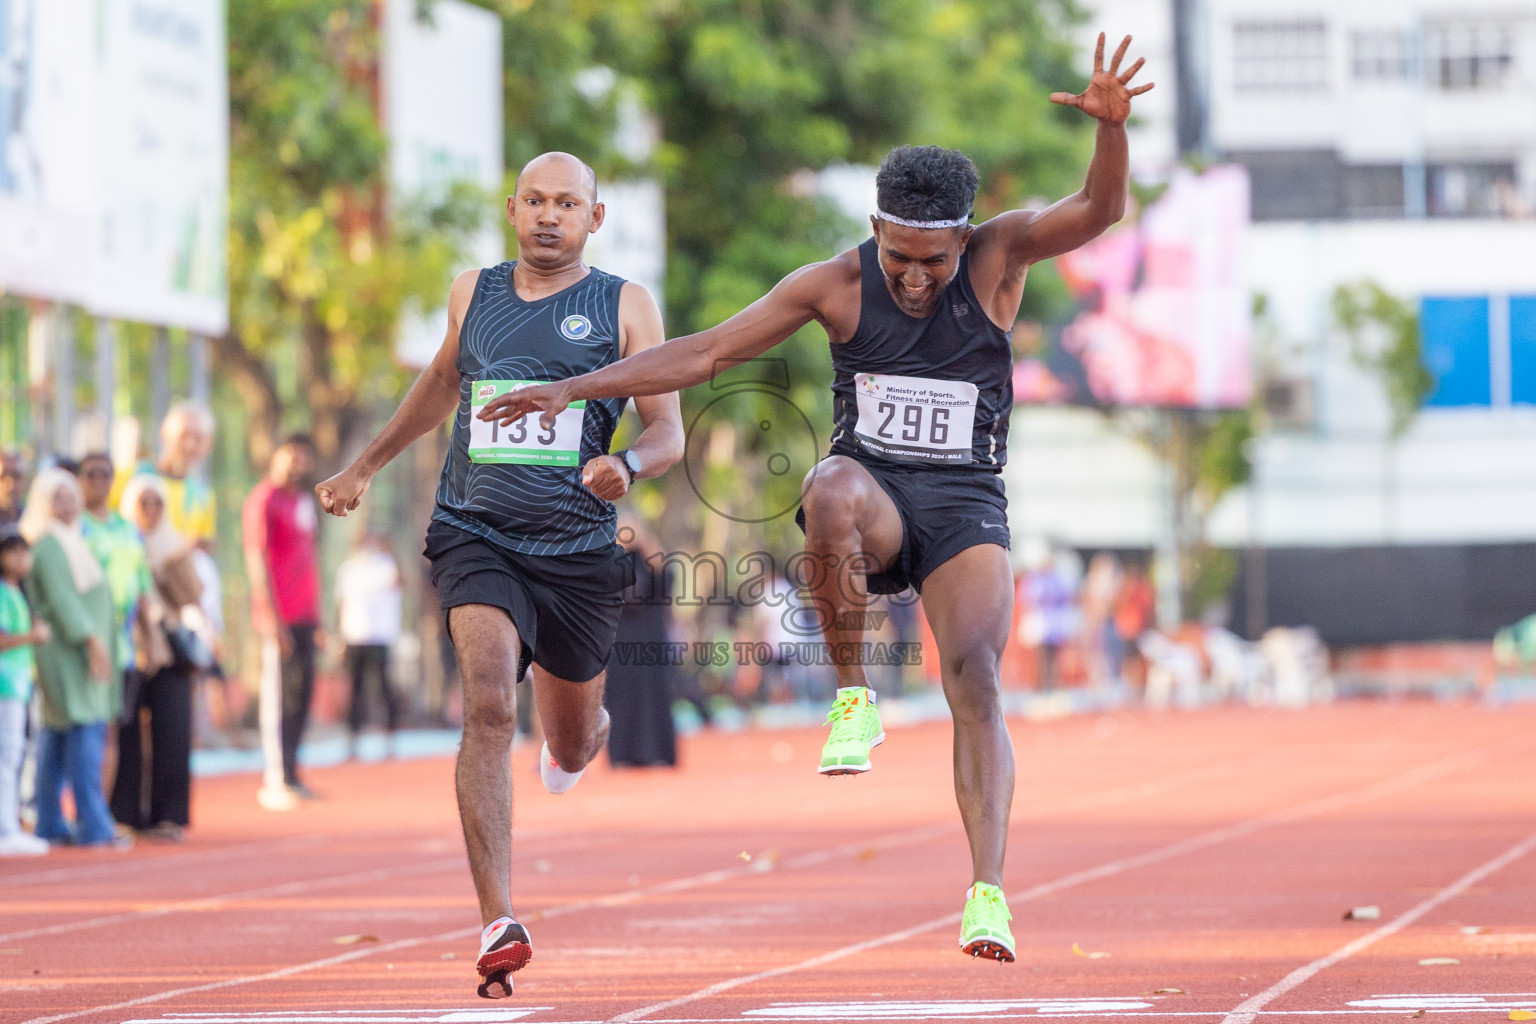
[424,520,634,682]
[795,459,1010,595]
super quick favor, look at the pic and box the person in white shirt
[335,534,403,756]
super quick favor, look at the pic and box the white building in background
[1007,0,1536,642]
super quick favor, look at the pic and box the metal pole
[188,333,210,406]
[94,318,115,453]
[151,326,172,431]
[53,308,73,456]
[1244,441,1267,640]
[26,301,50,457]
[1153,410,1184,630]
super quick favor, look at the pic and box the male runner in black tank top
[315,153,684,998]
[486,35,1152,964]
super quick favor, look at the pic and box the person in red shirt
[242,436,320,810]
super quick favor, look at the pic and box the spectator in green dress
[0,534,51,856]
[19,469,121,848]
[78,454,153,678]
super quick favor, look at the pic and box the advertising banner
[1017,164,1252,409]
[0,0,228,333]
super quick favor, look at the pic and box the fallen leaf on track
[1405,1011,1424,1019]
[737,851,752,862]
[1344,905,1380,920]
[1072,943,1111,959]
[855,848,876,863]
[1418,957,1459,965]
[332,934,378,945]
[1509,1011,1536,1020]
[1154,988,1185,995]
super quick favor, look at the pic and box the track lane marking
[10,814,988,1024]
[605,747,1493,1022]
[1219,828,1536,1024]
[0,834,329,888]
[16,742,1490,1024]
[0,857,467,944]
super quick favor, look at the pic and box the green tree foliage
[485,0,1094,544]
[223,0,482,469]
[1331,281,1433,438]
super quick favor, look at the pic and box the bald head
[515,152,597,203]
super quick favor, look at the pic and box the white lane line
[1219,828,1536,1024]
[0,834,328,888]
[0,857,467,944]
[11,813,986,1024]
[17,746,1484,1024]
[123,1014,555,1023]
[606,747,1491,1023]
[14,930,479,1024]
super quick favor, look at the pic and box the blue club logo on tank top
[560,314,592,340]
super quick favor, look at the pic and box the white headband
[873,208,970,230]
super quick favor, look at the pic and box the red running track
[3,702,1535,1023]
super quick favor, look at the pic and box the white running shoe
[0,831,50,856]
[476,916,532,998]
[539,742,585,795]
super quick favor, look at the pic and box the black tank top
[828,237,1013,471]
[433,261,628,556]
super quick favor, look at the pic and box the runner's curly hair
[875,146,980,225]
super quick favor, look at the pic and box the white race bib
[853,372,977,465]
[468,380,586,466]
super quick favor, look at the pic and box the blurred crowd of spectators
[0,407,409,854]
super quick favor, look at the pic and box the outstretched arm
[315,269,478,517]
[578,283,686,501]
[479,259,840,428]
[975,33,1152,268]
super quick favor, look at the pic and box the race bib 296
[853,372,977,465]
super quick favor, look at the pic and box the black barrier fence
[1229,541,1536,645]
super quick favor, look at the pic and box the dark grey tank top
[828,237,1013,471]
[433,262,628,556]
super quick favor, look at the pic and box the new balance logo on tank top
[434,262,628,556]
[829,237,1013,470]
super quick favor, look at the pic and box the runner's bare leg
[451,603,522,926]
[532,666,610,773]
[920,544,1016,886]
[800,456,904,687]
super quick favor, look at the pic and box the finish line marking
[607,748,1491,1023]
[1220,829,1536,1024]
[125,1014,553,1024]
[108,997,1536,1024]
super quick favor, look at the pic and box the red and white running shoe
[476,916,532,998]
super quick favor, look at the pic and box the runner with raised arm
[316,152,684,997]
[480,38,1151,962]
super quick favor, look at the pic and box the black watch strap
[616,448,642,483]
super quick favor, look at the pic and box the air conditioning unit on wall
[1261,378,1315,431]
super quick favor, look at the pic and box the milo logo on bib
[853,372,978,465]
[468,380,587,466]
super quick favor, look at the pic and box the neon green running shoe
[818,686,884,775]
[959,882,1016,962]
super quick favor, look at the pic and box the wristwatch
[615,448,642,483]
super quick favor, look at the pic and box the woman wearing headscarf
[111,474,205,842]
[19,468,120,847]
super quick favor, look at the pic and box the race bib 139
[468,380,586,466]
[853,372,978,465]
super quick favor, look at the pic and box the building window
[1233,20,1329,93]
[1351,29,1418,81]
[1424,23,1513,89]
[1427,162,1519,217]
